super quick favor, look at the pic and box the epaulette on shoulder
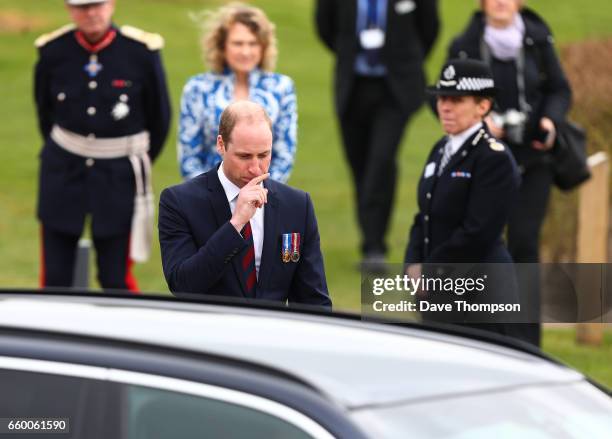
[120,25,164,50]
[34,24,76,48]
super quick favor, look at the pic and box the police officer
[404,59,521,338]
[34,0,171,290]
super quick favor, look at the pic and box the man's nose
[247,158,260,173]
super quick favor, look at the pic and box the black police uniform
[34,24,171,289]
[404,59,521,338]
[405,125,519,264]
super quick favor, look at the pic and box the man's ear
[216,135,226,156]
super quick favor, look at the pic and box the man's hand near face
[230,173,269,232]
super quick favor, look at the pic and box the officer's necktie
[438,140,453,176]
[240,222,257,297]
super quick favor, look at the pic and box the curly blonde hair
[197,2,278,73]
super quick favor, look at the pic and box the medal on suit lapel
[281,233,291,263]
[291,233,301,263]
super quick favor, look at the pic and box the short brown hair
[197,3,278,73]
[218,101,273,147]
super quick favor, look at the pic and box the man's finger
[246,173,270,186]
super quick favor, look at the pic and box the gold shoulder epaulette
[120,25,164,50]
[34,24,76,48]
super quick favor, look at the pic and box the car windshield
[351,381,612,438]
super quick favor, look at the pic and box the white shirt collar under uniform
[217,163,265,277]
[447,121,483,156]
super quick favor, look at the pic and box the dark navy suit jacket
[159,169,331,308]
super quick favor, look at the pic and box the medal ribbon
[291,233,300,255]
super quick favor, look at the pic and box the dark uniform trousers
[340,77,411,254]
[34,24,171,291]
[41,226,136,291]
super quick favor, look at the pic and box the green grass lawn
[0,0,610,384]
[544,327,612,388]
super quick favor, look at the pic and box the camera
[490,109,528,145]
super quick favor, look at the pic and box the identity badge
[360,28,385,50]
[395,0,416,15]
[424,162,436,178]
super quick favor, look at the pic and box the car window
[0,357,334,439]
[0,368,117,439]
[123,384,314,439]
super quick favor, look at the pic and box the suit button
[462,150,467,157]
[424,238,429,244]
[426,192,431,199]
[424,215,429,222]
[120,94,129,102]
[85,158,94,167]
[89,81,97,90]
[87,106,96,116]
[57,92,66,102]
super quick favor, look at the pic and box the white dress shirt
[447,121,483,156]
[218,163,265,277]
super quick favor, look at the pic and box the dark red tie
[241,222,257,296]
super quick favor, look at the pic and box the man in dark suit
[159,101,332,308]
[315,0,439,269]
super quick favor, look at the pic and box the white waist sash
[50,124,154,263]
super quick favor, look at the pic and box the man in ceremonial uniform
[34,0,171,290]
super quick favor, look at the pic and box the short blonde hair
[198,2,277,73]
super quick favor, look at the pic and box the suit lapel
[257,181,279,297]
[207,170,248,297]
[421,138,446,195]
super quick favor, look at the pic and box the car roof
[0,292,584,409]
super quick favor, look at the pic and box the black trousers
[507,163,553,347]
[339,77,412,255]
[41,225,138,291]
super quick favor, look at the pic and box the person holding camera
[447,0,572,346]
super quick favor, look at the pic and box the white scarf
[484,13,525,61]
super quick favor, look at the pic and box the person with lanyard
[34,0,171,291]
[447,0,572,346]
[177,3,297,183]
[404,59,521,339]
[315,0,439,272]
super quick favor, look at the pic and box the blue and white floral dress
[177,68,297,182]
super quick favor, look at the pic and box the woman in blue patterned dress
[178,3,297,182]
